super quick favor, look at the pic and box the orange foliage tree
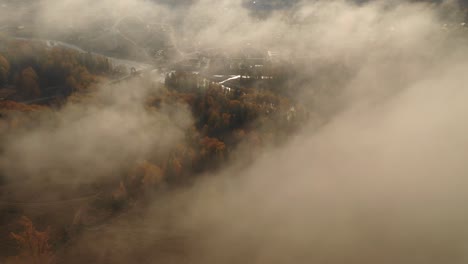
[122,160,165,198]
[8,216,55,264]
[200,136,226,160]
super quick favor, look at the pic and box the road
[6,35,246,105]
[4,36,158,104]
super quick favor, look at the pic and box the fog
[2,0,468,263]
[0,80,191,184]
[175,65,468,263]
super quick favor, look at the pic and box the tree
[200,137,226,160]
[65,75,78,92]
[140,161,164,187]
[171,158,183,177]
[126,161,165,196]
[0,53,10,86]
[16,67,40,99]
[8,216,55,264]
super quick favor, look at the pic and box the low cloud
[0,80,191,184]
